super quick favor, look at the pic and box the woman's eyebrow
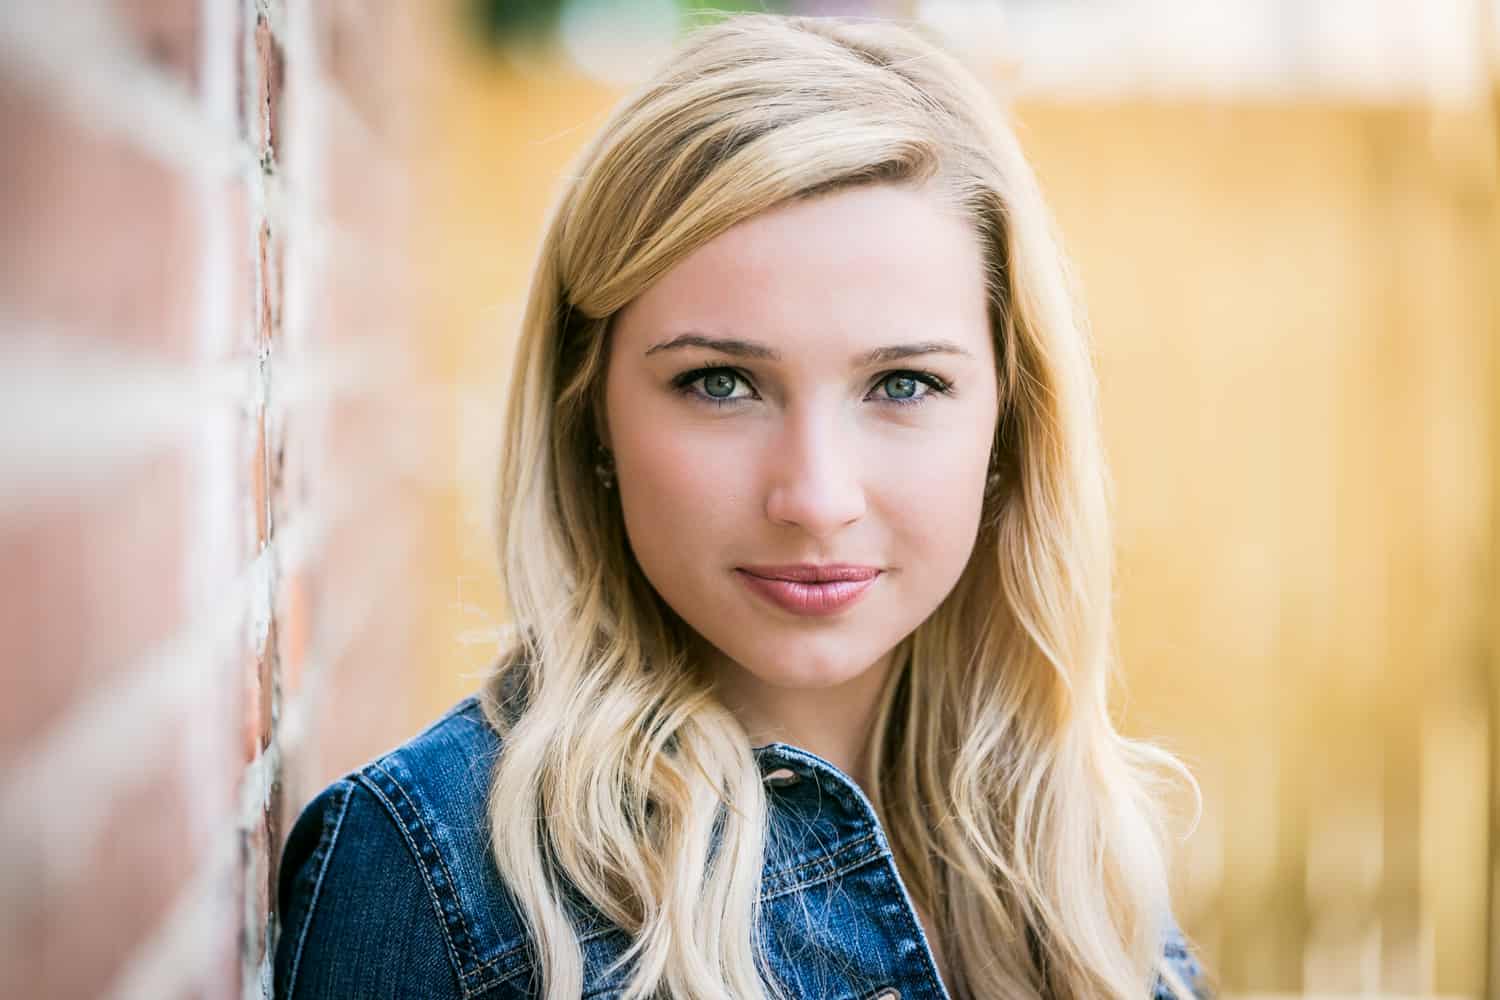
[644,332,973,365]
[857,340,974,365]
[646,333,780,360]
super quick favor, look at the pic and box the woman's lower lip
[735,570,880,617]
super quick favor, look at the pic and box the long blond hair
[482,14,1198,999]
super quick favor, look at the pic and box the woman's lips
[735,567,881,617]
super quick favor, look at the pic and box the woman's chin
[717,641,891,692]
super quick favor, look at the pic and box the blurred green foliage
[468,0,561,46]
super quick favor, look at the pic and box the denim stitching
[759,837,887,902]
[768,830,880,882]
[759,832,883,899]
[359,767,478,997]
[469,971,541,998]
[870,852,947,995]
[364,760,538,991]
[284,780,352,1000]
[572,831,885,948]
[371,763,480,963]
[569,832,882,946]
[466,940,537,984]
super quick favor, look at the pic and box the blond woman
[275,14,1210,1000]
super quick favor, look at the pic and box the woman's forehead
[612,184,992,362]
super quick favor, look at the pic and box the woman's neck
[709,649,896,795]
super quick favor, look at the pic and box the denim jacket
[274,697,1207,999]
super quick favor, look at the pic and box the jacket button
[763,767,800,787]
[871,990,901,1000]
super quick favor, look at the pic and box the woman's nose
[762,409,866,538]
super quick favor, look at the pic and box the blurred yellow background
[408,2,1499,996]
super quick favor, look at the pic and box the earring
[594,444,616,490]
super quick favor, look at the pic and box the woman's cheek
[890,445,987,557]
[619,431,751,552]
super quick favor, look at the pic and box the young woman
[276,14,1208,1000]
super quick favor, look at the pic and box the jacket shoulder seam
[357,765,482,996]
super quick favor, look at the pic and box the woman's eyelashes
[669,365,954,409]
[672,366,756,406]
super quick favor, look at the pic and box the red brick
[240,798,274,980]
[192,930,240,1000]
[277,404,311,515]
[211,176,257,362]
[243,407,275,766]
[0,2,428,996]
[315,0,414,240]
[0,72,200,362]
[253,15,285,164]
[316,244,416,368]
[276,567,314,701]
[243,624,275,765]
[115,0,201,92]
[248,413,266,551]
[265,415,286,532]
[322,105,410,246]
[0,450,192,765]
[275,736,322,862]
[263,762,286,906]
[257,219,284,344]
[6,723,235,999]
[315,1,415,145]
[308,474,426,782]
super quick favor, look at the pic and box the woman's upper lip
[737,564,882,582]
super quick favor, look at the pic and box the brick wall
[0,2,433,997]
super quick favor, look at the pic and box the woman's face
[602,182,998,694]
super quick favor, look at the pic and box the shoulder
[1153,916,1211,999]
[274,697,539,999]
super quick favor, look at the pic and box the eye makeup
[669,365,954,409]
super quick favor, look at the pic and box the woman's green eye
[703,372,738,398]
[883,374,919,400]
[675,366,948,408]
